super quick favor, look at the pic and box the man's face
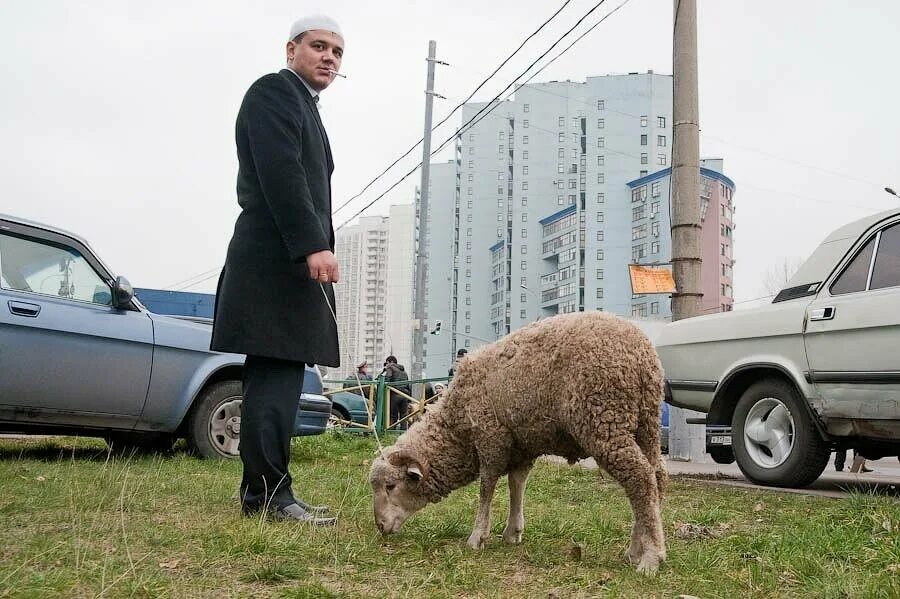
[287,30,344,92]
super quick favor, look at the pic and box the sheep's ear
[388,449,429,480]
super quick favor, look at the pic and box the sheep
[369,311,667,575]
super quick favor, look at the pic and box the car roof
[786,207,900,290]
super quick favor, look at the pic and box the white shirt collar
[287,68,319,102]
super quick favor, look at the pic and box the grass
[0,434,898,598]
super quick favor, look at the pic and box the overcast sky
[1,0,897,305]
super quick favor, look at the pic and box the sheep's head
[369,447,430,534]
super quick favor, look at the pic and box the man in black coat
[211,15,345,525]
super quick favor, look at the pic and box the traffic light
[431,320,442,335]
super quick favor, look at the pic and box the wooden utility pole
[669,0,706,461]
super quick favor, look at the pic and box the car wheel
[105,432,175,455]
[186,381,243,459]
[328,406,350,430]
[732,378,829,488]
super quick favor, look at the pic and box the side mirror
[113,276,134,308]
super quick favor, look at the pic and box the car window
[0,232,113,306]
[830,235,876,295]
[870,222,900,290]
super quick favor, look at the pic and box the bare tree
[762,257,805,297]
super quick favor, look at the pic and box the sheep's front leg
[502,463,533,544]
[466,473,499,549]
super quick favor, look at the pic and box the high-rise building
[421,72,735,376]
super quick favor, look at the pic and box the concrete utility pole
[412,40,442,379]
[669,0,706,461]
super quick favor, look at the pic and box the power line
[336,0,633,231]
[162,266,222,291]
[330,0,576,219]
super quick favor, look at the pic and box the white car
[657,207,900,487]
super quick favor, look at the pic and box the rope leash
[319,282,385,456]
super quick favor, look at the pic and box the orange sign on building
[628,264,676,294]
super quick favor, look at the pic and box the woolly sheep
[369,311,667,575]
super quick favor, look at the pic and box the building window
[597,230,604,241]
[520,309,527,319]
[568,194,576,204]
[521,228,527,238]
[597,173,605,184]
[651,221,660,236]
[598,137,605,148]
[523,150,529,159]
[521,246,527,255]
[497,228,503,237]
[521,293,527,303]
[596,249,604,260]
[468,187,473,196]
[521,261,527,270]
[597,193,605,203]
[469,133,475,141]
[651,302,659,314]
[465,255,472,264]
[558,195,564,205]
[558,132,565,142]
[524,103,530,113]
[466,269,471,277]
[597,155,605,166]
[466,241,472,250]
[522,165,529,175]
[522,181,528,190]
[640,170,648,176]
[597,100,605,110]
[596,212,604,223]
[633,205,646,221]
[520,277,527,286]
[468,160,474,168]
[469,146,474,155]
[521,213,528,222]
[657,135,666,147]
[572,117,579,129]
[465,282,471,291]
[467,228,472,237]
[651,181,661,197]
[497,213,503,222]
[499,131,505,140]
[641,134,648,146]
[465,297,471,305]
[468,173,473,181]
[498,186,504,195]
[558,163,565,173]
[651,241,660,253]
[467,200,473,208]
[521,197,528,207]
[467,214,473,223]
[569,180,578,189]
[658,116,666,127]
[596,269,604,280]
[596,288,604,299]
[523,136,529,144]
[523,120,529,128]
[640,115,648,127]
[650,200,660,216]
[465,310,471,319]
[632,224,647,240]
[558,148,565,159]
[597,118,605,129]
[658,154,667,166]
[498,199,504,208]
[632,244,647,261]
[641,153,648,164]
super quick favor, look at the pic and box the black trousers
[239,355,305,510]
[389,393,409,430]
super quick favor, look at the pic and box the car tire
[186,380,243,459]
[328,406,350,430]
[732,378,829,488]
[105,432,175,455]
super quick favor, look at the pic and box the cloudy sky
[1,0,897,304]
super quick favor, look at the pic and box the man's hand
[307,250,340,283]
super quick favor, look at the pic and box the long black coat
[211,69,339,366]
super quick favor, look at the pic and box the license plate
[710,435,732,446]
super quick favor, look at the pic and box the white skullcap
[288,15,343,41]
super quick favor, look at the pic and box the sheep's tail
[635,375,668,501]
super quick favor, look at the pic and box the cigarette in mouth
[326,69,347,79]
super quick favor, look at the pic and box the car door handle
[809,306,835,321]
[8,300,41,318]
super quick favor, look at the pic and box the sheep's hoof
[624,543,642,565]
[635,552,662,577]
[502,527,523,544]
[466,532,487,550]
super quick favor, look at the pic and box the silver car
[0,214,331,458]
[657,207,900,487]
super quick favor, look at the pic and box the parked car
[657,207,900,487]
[0,214,331,458]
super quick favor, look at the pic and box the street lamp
[885,187,899,199]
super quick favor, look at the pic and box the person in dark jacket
[383,356,411,430]
[344,361,372,397]
[210,15,345,525]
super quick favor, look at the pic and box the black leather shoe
[271,503,336,526]
[296,499,331,515]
